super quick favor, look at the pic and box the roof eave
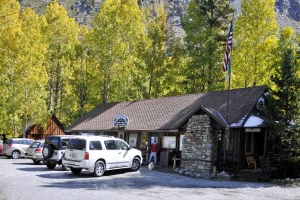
[66,128,179,133]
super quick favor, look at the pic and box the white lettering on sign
[113,115,129,127]
[245,128,261,132]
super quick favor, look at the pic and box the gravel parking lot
[0,156,300,200]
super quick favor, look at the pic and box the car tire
[11,150,20,159]
[71,168,82,175]
[42,144,54,159]
[33,159,41,164]
[46,161,56,169]
[92,160,105,177]
[131,157,141,171]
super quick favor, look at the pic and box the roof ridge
[102,85,268,104]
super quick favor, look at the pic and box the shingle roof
[66,86,268,132]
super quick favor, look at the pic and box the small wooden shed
[26,114,65,140]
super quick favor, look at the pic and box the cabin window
[140,131,148,148]
[245,132,254,154]
[129,133,138,147]
[162,136,176,149]
[118,132,124,140]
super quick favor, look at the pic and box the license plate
[70,154,77,159]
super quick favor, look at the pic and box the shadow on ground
[36,166,274,190]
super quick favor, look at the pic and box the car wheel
[71,168,82,175]
[92,160,105,177]
[33,159,41,164]
[11,150,20,159]
[131,157,141,171]
[42,144,54,159]
[46,162,56,169]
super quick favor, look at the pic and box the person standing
[149,141,159,164]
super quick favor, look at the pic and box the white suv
[62,136,143,177]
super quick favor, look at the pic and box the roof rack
[80,134,115,138]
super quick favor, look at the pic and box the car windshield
[29,142,42,148]
[67,139,86,150]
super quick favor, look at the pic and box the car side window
[116,140,128,150]
[62,139,70,147]
[4,139,12,145]
[48,137,59,149]
[104,140,116,150]
[89,141,102,150]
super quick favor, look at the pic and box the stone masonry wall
[181,115,217,176]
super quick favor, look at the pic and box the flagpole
[223,60,231,169]
[222,14,234,171]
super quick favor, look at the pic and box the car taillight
[84,152,89,160]
[35,148,41,152]
[8,144,12,147]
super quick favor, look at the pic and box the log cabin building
[66,85,279,181]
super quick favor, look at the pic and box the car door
[104,140,118,169]
[115,140,131,168]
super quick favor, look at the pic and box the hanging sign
[113,115,129,128]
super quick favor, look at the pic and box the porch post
[263,129,268,157]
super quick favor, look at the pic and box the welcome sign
[113,115,129,128]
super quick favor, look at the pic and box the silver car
[25,140,45,164]
[2,138,34,159]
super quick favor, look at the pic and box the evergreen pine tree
[271,48,300,124]
[269,46,300,164]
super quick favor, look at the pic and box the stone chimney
[181,115,218,175]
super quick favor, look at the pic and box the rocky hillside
[275,0,300,33]
[20,0,300,35]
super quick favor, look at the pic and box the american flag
[222,21,233,72]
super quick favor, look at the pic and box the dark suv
[42,135,75,170]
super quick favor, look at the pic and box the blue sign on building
[113,115,129,128]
